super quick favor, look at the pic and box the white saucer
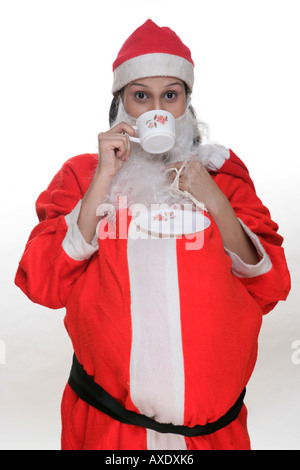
[133,209,211,237]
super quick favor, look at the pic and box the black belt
[68,354,246,437]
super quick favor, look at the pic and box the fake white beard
[103,99,214,210]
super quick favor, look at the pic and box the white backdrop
[0,0,299,450]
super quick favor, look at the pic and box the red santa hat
[112,19,194,94]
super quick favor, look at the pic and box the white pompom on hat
[112,19,194,94]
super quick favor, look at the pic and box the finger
[99,134,129,161]
[115,138,129,161]
[123,133,131,161]
[164,161,184,170]
[164,167,179,181]
[166,170,176,181]
[118,134,132,161]
[110,121,136,137]
[119,133,131,161]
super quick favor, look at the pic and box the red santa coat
[15,150,291,450]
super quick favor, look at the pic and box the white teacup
[129,109,175,154]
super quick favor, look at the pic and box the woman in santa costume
[15,20,291,450]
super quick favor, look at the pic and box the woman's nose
[153,99,164,110]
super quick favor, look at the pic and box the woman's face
[122,76,187,119]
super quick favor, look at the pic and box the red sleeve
[15,156,95,309]
[214,166,291,315]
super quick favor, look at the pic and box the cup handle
[128,125,140,143]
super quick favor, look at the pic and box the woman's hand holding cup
[97,108,176,183]
[97,122,136,180]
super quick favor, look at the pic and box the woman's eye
[135,92,147,100]
[165,91,177,99]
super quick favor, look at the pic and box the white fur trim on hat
[112,53,194,94]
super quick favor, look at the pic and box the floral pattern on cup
[146,114,168,128]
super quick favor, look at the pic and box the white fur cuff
[62,200,99,261]
[225,219,272,278]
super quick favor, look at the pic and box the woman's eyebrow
[128,81,183,88]
[129,82,149,88]
[165,82,183,87]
